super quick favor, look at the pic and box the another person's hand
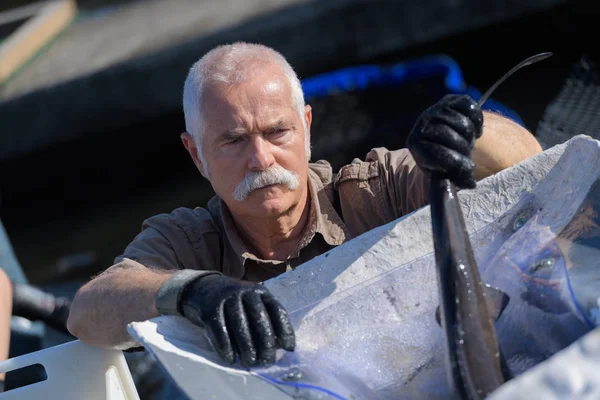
[156,271,295,366]
[407,94,483,189]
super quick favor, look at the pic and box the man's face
[184,68,312,218]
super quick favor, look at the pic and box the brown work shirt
[107,148,430,281]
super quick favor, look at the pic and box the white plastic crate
[0,340,139,400]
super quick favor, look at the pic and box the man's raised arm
[472,111,543,180]
[407,94,542,190]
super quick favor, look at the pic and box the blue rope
[253,371,349,400]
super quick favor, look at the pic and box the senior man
[68,42,542,367]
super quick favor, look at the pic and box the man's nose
[247,136,275,171]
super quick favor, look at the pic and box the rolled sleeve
[113,228,180,270]
[106,207,223,276]
[367,148,430,218]
[335,147,430,236]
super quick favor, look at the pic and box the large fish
[430,178,510,399]
[429,53,553,399]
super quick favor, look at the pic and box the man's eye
[270,129,288,137]
[224,137,244,146]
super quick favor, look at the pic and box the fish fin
[434,285,509,327]
[484,284,510,321]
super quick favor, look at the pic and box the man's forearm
[473,111,543,180]
[67,266,172,349]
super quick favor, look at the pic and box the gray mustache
[233,165,300,201]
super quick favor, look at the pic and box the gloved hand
[156,271,295,367]
[406,94,484,189]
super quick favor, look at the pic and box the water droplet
[282,369,303,381]
[459,339,464,345]
[467,290,472,294]
[530,257,556,273]
[459,264,465,270]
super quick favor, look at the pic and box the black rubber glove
[406,94,484,189]
[157,271,295,367]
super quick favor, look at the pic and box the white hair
[183,42,311,169]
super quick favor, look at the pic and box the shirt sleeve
[367,147,430,218]
[104,207,223,275]
[334,147,430,236]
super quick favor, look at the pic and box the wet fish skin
[430,177,509,400]
[428,52,554,399]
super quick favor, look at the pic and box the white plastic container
[0,340,139,400]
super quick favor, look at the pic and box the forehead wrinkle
[202,72,300,145]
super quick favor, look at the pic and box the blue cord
[563,266,596,329]
[253,371,349,400]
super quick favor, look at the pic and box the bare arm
[473,111,543,180]
[0,269,12,382]
[67,264,173,350]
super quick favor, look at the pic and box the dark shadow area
[370,0,598,133]
[3,363,48,392]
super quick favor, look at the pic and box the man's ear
[181,132,208,179]
[304,104,312,135]
[304,104,313,160]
